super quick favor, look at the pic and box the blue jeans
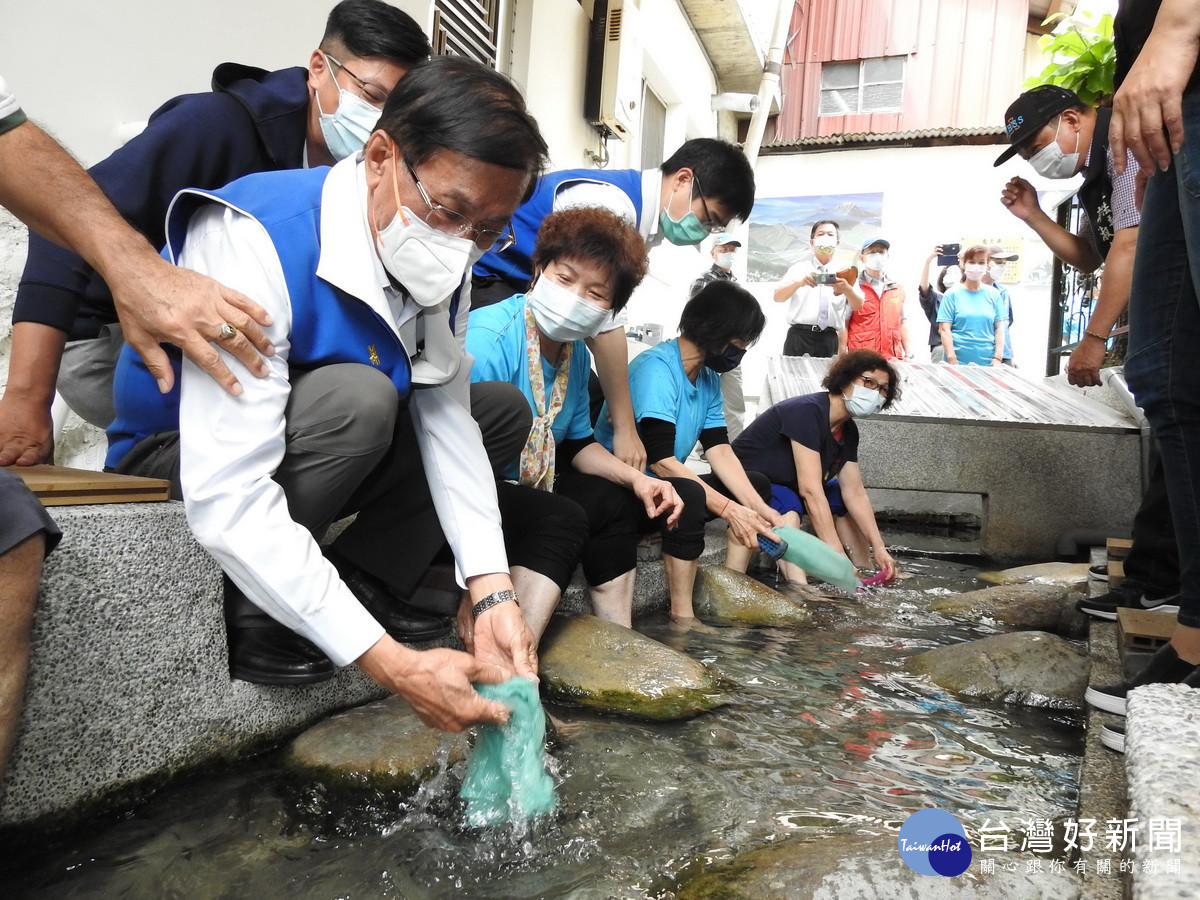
[1124,91,1200,629]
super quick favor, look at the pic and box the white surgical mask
[864,252,887,271]
[527,274,610,342]
[1028,118,1080,179]
[988,262,1006,279]
[716,251,736,269]
[812,237,837,253]
[844,384,885,417]
[375,155,474,307]
[315,54,381,160]
[963,263,988,282]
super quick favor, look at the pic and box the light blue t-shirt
[467,294,593,481]
[936,284,1006,366]
[595,339,725,467]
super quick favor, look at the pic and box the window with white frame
[819,56,905,116]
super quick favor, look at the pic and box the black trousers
[1123,446,1180,597]
[784,324,838,357]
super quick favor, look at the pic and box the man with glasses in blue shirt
[106,57,550,726]
[0,0,430,468]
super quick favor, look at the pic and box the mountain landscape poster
[747,192,884,282]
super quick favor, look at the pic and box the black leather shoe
[228,621,336,685]
[326,549,454,642]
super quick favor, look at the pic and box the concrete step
[0,501,728,832]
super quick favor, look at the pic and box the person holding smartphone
[774,220,863,357]
[918,245,962,362]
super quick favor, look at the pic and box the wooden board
[1117,607,1177,651]
[6,464,170,506]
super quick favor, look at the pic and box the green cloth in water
[773,525,860,591]
[460,677,556,826]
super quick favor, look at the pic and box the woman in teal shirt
[936,244,1006,366]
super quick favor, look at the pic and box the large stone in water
[538,614,732,720]
[927,583,1079,632]
[285,696,467,793]
[907,631,1090,709]
[676,833,1081,899]
[977,561,1090,590]
[693,565,814,627]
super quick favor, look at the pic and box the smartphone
[937,242,961,267]
[812,272,837,285]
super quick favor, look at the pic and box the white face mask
[863,252,887,271]
[527,273,611,342]
[963,263,988,282]
[844,383,885,417]
[315,53,381,160]
[1028,118,1080,179]
[716,251,736,269]
[988,262,1006,279]
[812,236,837,254]
[375,154,475,307]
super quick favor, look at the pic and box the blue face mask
[705,343,746,373]
[315,53,382,160]
[659,177,710,246]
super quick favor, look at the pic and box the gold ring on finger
[217,322,238,341]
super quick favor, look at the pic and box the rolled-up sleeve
[0,75,27,136]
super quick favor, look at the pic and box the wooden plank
[1106,537,1133,560]
[5,464,170,506]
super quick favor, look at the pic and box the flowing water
[5,549,1083,899]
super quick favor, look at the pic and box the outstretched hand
[1000,177,1041,221]
[357,637,512,732]
[111,256,275,395]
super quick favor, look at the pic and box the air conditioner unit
[583,0,642,141]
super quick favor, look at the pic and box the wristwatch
[471,589,518,618]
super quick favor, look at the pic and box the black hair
[678,281,766,352]
[322,0,431,65]
[810,219,839,239]
[531,208,647,314]
[661,138,756,222]
[377,56,548,202]
[822,349,901,409]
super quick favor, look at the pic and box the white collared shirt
[176,155,506,666]
[780,258,850,330]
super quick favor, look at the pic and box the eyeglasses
[691,175,726,235]
[325,53,389,107]
[857,374,890,397]
[405,157,517,252]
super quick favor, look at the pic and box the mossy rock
[977,561,1089,590]
[693,565,814,627]
[908,631,1090,709]
[927,583,1078,631]
[538,614,732,720]
[285,696,467,794]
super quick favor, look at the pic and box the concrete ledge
[1,501,725,831]
[1126,683,1200,898]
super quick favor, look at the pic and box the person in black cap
[994,84,1141,387]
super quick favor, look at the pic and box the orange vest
[847,278,906,360]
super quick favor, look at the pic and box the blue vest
[472,167,645,285]
[106,166,458,467]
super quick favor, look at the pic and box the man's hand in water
[357,635,511,731]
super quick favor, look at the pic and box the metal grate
[764,356,1138,433]
[432,0,500,66]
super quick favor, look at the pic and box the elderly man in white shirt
[106,56,548,733]
[773,219,863,357]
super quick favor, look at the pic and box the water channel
[6,539,1084,898]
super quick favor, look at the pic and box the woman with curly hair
[467,207,684,632]
[730,349,900,584]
